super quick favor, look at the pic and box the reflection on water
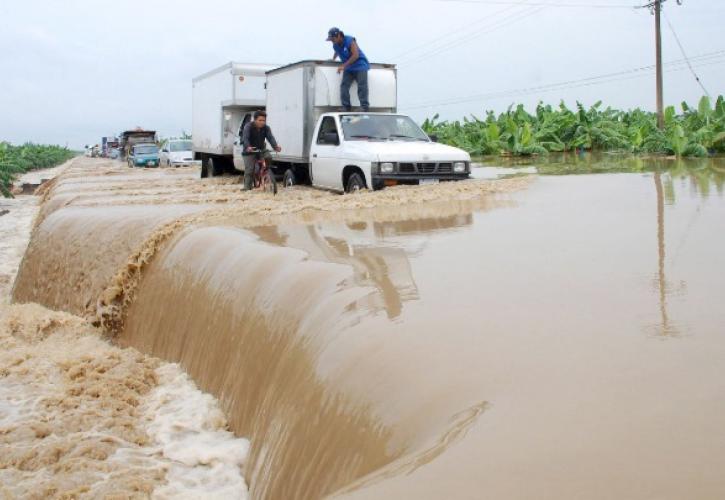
[252,210,478,320]
[653,170,678,337]
[475,153,725,198]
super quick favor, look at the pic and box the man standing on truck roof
[327,27,370,112]
[241,110,281,191]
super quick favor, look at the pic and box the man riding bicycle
[241,110,281,191]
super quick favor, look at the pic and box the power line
[391,4,521,61]
[396,5,535,64]
[401,50,725,110]
[399,5,544,67]
[404,51,725,108]
[435,0,636,8]
[402,57,725,111]
[663,10,710,97]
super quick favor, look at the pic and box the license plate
[147,161,155,166]
[419,179,439,185]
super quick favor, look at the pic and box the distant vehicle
[127,143,160,168]
[191,62,277,178]
[119,129,157,159]
[109,148,120,159]
[159,139,197,167]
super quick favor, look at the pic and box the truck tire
[283,169,296,188]
[207,157,221,178]
[345,172,366,193]
[200,155,208,178]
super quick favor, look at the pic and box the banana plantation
[422,95,725,158]
[0,142,76,197]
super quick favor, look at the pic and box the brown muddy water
[8,156,725,499]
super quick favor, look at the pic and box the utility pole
[654,1,664,128]
[638,0,683,129]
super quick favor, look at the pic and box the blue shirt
[333,35,370,72]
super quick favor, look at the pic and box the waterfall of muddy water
[12,156,725,499]
[3,159,252,498]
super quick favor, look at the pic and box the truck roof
[267,60,396,76]
[121,130,156,136]
[192,61,279,83]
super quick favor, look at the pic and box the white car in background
[159,139,197,167]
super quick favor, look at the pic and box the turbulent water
[7,156,725,499]
[1,161,251,498]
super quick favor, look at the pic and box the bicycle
[247,148,277,195]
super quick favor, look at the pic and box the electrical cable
[402,58,725,110]
[400,50,725,110]
[403,51,725,109]
[391,3,521,61]
[396,5,535,64]
[399,5,545,67]
[435,0,636,8]
[663,10,711,97]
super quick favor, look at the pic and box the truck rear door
[310,116,343,190]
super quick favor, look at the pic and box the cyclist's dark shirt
[242,123,278,154]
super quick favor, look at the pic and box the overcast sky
[0,0,723,148]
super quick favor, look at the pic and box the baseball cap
[326,27,341,41]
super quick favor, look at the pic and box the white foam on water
[143,363,250,499]
[0,195,38,303]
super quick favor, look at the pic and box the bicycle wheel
[261,170,277,195]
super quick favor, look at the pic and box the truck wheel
[283,169,296,188]
[200,158,208,178]
[207,157,220,178]
[345,172,366,193]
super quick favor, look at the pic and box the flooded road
[7,157,725,498]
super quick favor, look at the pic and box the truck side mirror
[428,134,439,143]
[321,131,340,145]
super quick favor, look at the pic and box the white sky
[0,0,723,148]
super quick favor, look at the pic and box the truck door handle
[313,154,317,158]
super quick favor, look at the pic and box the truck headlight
[454,162,467,173]
[380,162,395,174]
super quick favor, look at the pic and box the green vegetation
[422,96,725,158]
[0,142,76,197]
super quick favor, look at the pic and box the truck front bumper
[372,173,470,187]
[170,160,202,167]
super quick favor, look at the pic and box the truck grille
[393,162,458,174]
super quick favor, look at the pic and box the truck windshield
[169,141,192,152]
[340,115,430,142]
[135,145,158,154]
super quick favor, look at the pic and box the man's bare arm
[345,41,360,68]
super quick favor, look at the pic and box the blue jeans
[341,70,369,111]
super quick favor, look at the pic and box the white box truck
[192,62,277,178]
[238,60,471,193]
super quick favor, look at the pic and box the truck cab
[127,143,160,168]
[309,112,471,192]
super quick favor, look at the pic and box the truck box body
[119,130,156,158]
[192,62,276,156]
[266,60,397,162]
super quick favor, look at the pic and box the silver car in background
[159,139,198,167]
